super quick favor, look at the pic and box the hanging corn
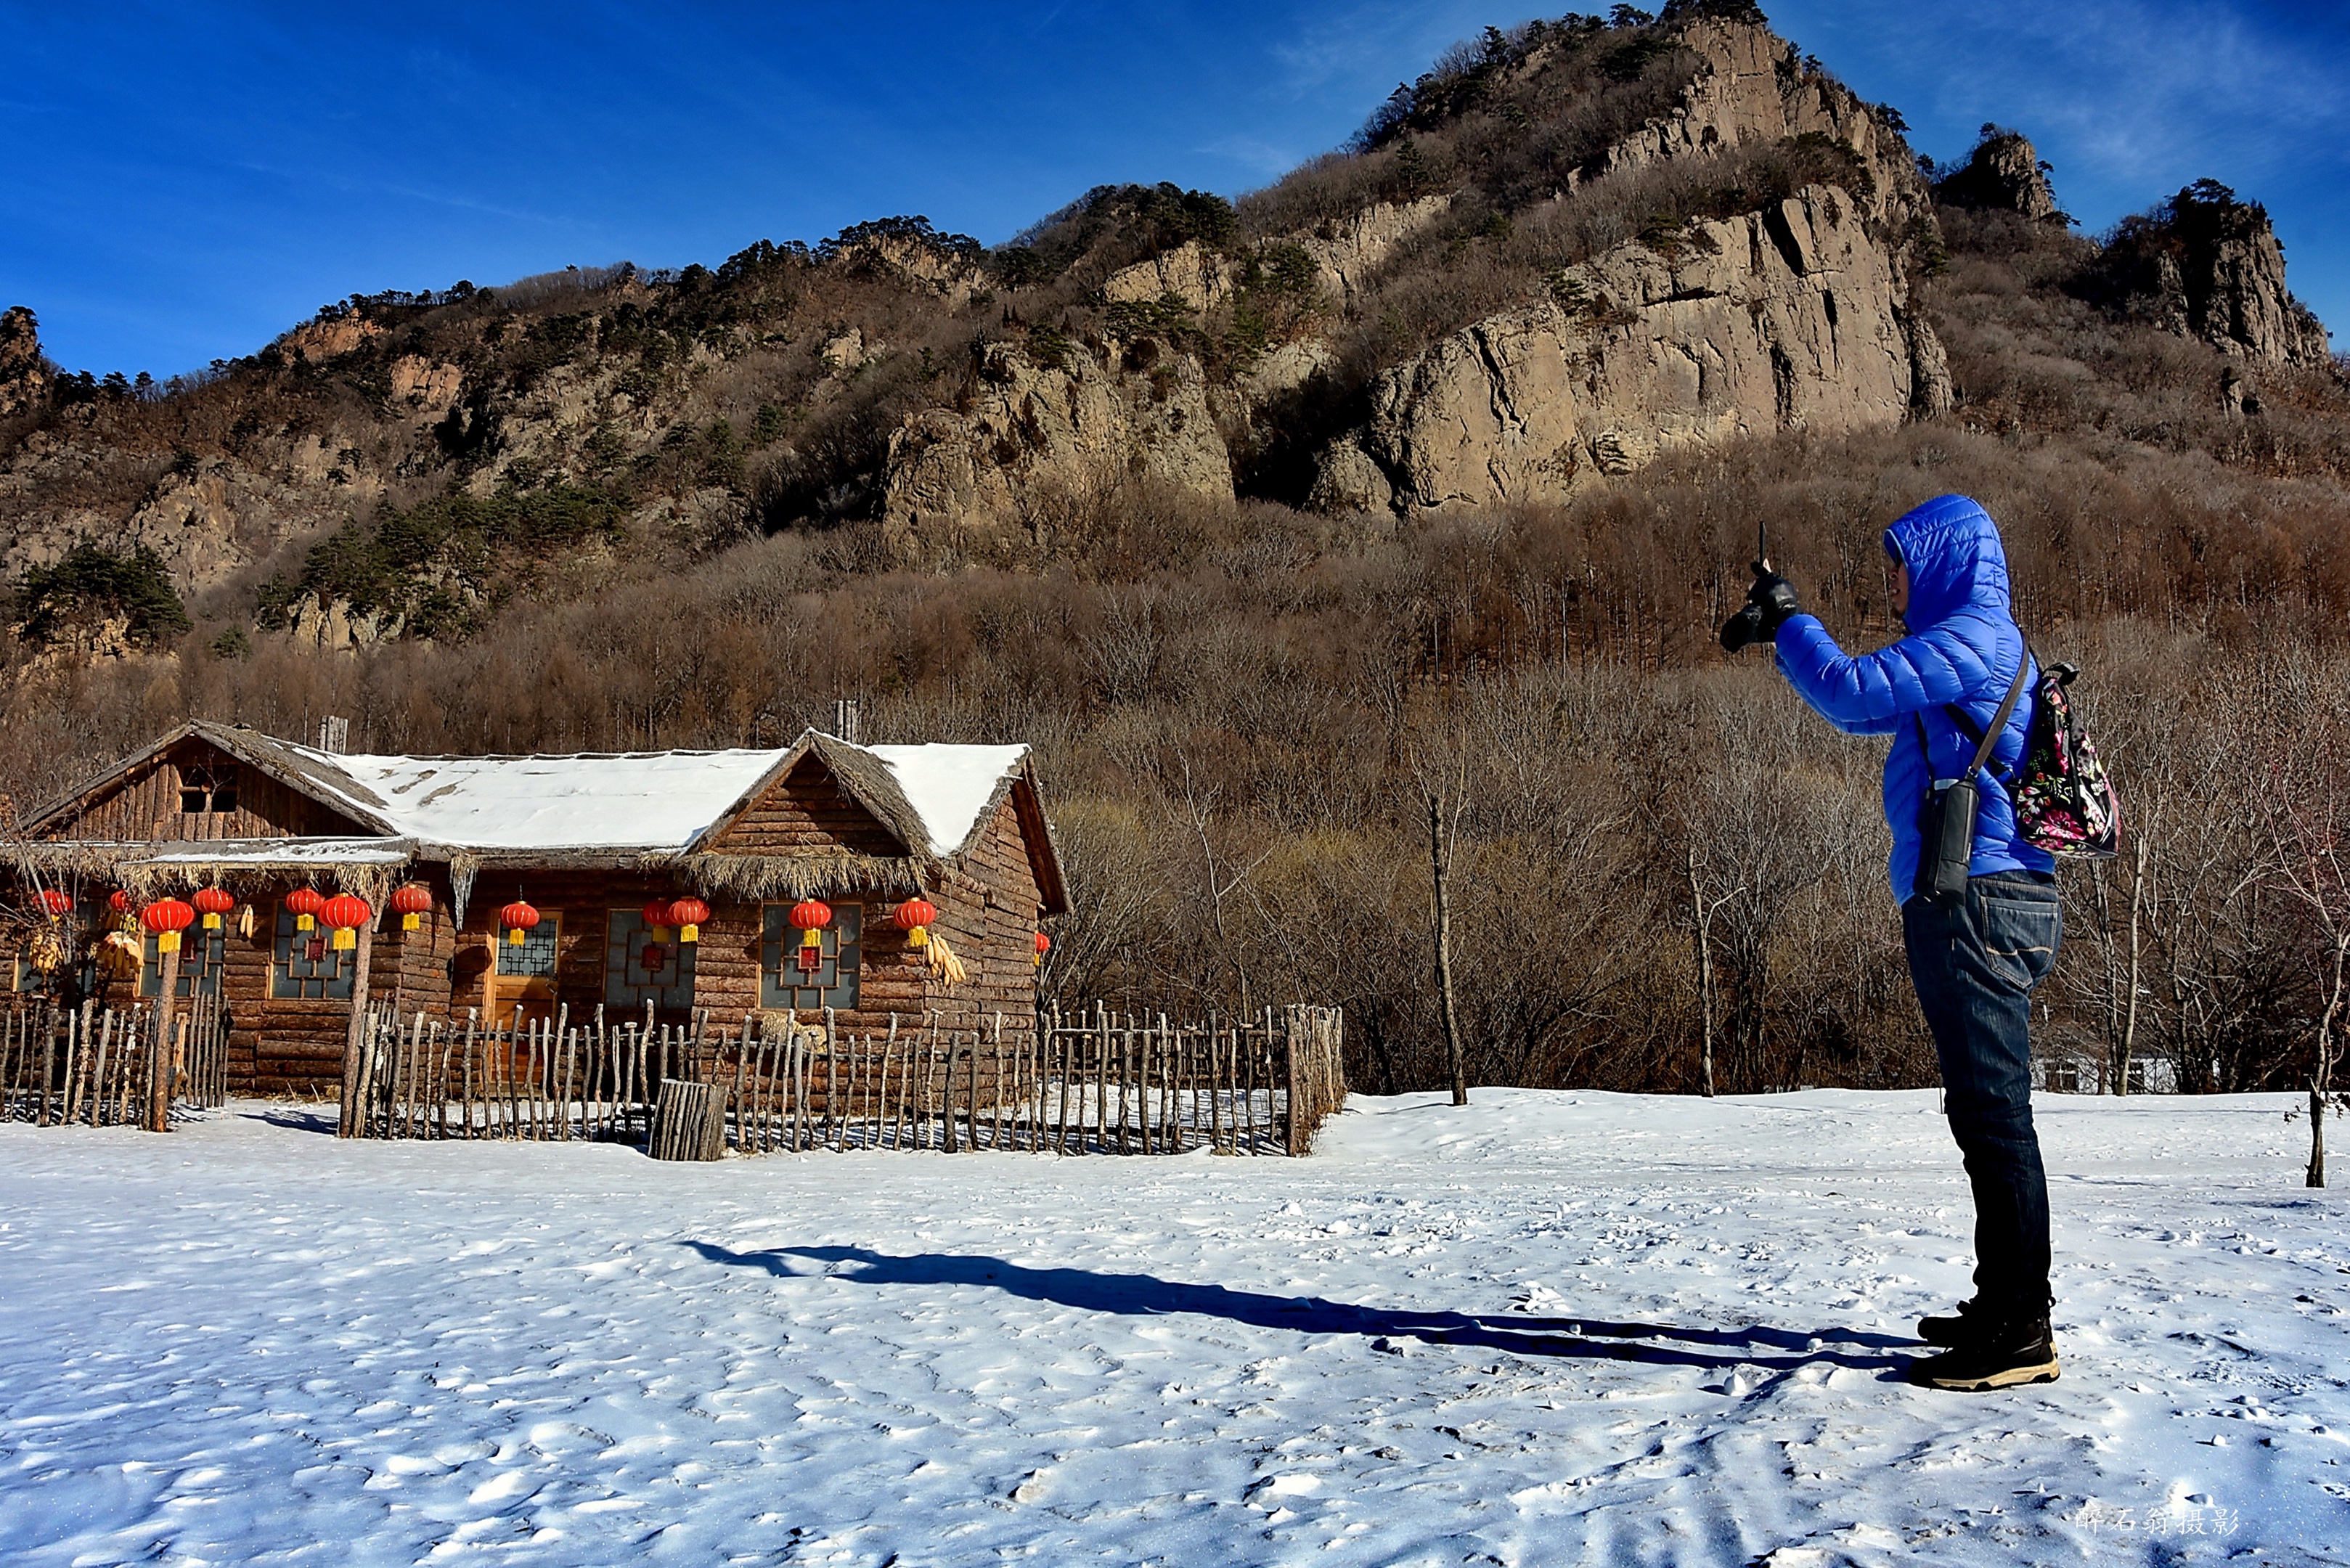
[141,897,196,955]
[667,896,709,944]
[322,894,372,952]
[193,886,234,931]
[287,886,326,932]
[500,899,541,947]
[788,899,831,974]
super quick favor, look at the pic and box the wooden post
[147,942,181,1132]
[337,918,375,1137]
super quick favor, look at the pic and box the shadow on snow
[683,1241,1917,1374]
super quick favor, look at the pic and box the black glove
[1747,567,1803,634]
[1718,563,1804,653]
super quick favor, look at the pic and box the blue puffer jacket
[1772,494,2055,902]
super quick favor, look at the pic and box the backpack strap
[1931,641,2033,783]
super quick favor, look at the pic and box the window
[142,928,226,998]
[272,902,353,1000]
[760,902,860,1013]
[179,764,240,816]
[498,918,560,981]
[603,909,696,1013]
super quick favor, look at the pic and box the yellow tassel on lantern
[203,912,222,930]
[508,927,525,945]
[332,928,356,950]
[402,912,420,931]
[296,912,314,931]
[651,924,672,942]
[908,926,929,949]
[801,928,822,948]
[679,923,699,943]
[159,930,181,955]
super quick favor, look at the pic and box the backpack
[1943,647,2122,862]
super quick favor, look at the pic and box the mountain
[5,3,2349,1099]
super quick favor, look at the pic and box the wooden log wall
[39,738,360,843]
[1,996,227,1128]
[338,1004,1345,1156]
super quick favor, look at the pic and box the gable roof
[23,723,1062,908]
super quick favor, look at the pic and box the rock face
[0,306,49,416]
[1321,187,1935,515]
[1103,242,1233,311]
[1593,20,1924,233]
[2098,181,2332,367]
[1292,196,1452,303]
[881,339,1232,555]
[1935,131,2060,221]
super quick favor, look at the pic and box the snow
[296,746,783,852]
[249,736,1032,857]
[133,838,416,867]
[868,743,1030,857]
[3,1089,2345,1566]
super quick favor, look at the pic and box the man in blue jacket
[1721,494,2062,1391]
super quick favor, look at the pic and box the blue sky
[4,1,2343,379]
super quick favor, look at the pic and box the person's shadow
[682,1241,1915,1375]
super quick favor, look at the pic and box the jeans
[1901,870,2062,1318]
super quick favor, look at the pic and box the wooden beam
[338,919,375,1137]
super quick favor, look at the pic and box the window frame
[602,907,697,1013]
[759,902,861,1013]
[272,899,354,1000]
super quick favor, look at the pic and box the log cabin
[3,721,1065,1096]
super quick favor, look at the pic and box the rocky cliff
[2093,179,2331,367]
[1319,186,1940,516]
[0,9,2335,653]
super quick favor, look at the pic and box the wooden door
[487,912,561,1029]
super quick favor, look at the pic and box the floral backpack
[1948,648,2121,859]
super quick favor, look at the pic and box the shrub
[11,542,190,648]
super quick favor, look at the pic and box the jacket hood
[1885,494,2012,631]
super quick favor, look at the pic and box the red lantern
[286,886,326,932]
[322,894,372,952]
[37,888,70,919]
[667,896,709,944]
[500,899,540,947]
[641,899,674,940]
[390,883,432,931]
[142,897,197,955]
[1034,929,1050,968]
[894,897,937,951]
[108,889,132,915]
[193,886,234,930]
[789,899,831,973]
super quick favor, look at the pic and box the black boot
[1905,1312,2060,1391]
[1917,1297,1991,1346]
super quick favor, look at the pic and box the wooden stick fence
[1,996,227,1129]
[340,1003,1347,1156]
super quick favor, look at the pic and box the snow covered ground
[1,1089,2345,1567]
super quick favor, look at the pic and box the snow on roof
[866,744,1031,857]
[135,838,416,867]
[249,734,1032,857]
[285,744,786,852]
